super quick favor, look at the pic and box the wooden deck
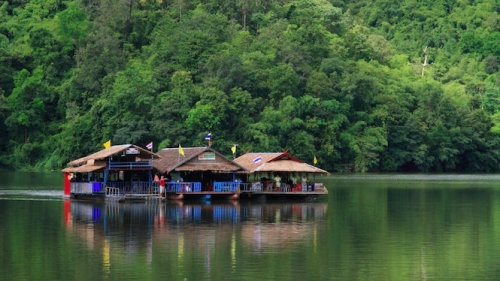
[166,186,329,201]
[70,180,327,202]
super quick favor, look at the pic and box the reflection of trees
[329,185,498,280]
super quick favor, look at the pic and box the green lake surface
[1,171,500,280]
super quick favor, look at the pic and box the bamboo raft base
[166,192,239,201]
[70,186,328,202]
[71,193,164,202]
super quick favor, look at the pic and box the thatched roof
[62,161,107,173]
[62,144,160,172]
[154,146,247,173]
[234,152,329,174]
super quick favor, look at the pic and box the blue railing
[166,182,202,192]
[106,181,126,189]
[213,181,241,192]
[72,179,322,196]
[108,161,153,170]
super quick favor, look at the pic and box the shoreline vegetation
[1,1,500,173]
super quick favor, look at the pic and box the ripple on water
[0,190,63,201]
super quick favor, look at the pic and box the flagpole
[232,144,237,159]
[149,144,152,186]
[206,132,212,147]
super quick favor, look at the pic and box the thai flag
[205,133,212,140]
[253,156,262,163]
[146,142,153,150]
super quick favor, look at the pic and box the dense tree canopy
[2,0,500,172]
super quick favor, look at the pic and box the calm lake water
[2,172,500,280]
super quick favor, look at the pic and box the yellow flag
[103,140,111,149]
[313,156,317,165]
[179,144,185,157]
[231,144,236,154]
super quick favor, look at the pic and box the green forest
[2,0,500,172]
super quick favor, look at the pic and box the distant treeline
[1,0,500,172]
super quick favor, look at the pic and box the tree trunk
[421,46,428,77]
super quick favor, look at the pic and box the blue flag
[253,156,262,163]
[205,133,212,140]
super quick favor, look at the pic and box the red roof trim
[268,151,303,163]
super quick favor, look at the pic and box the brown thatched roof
[64,144,160,171]
[62,161,107,173]
[234,152,329,174]
[154,146,247,173]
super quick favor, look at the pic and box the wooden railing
[213,181,241,192]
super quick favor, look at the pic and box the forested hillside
[2,0,500,172]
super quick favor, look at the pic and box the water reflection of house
[64,200,327,270]
[65,200,164,269]
[166,201,241,224]
[240,202,328,250]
